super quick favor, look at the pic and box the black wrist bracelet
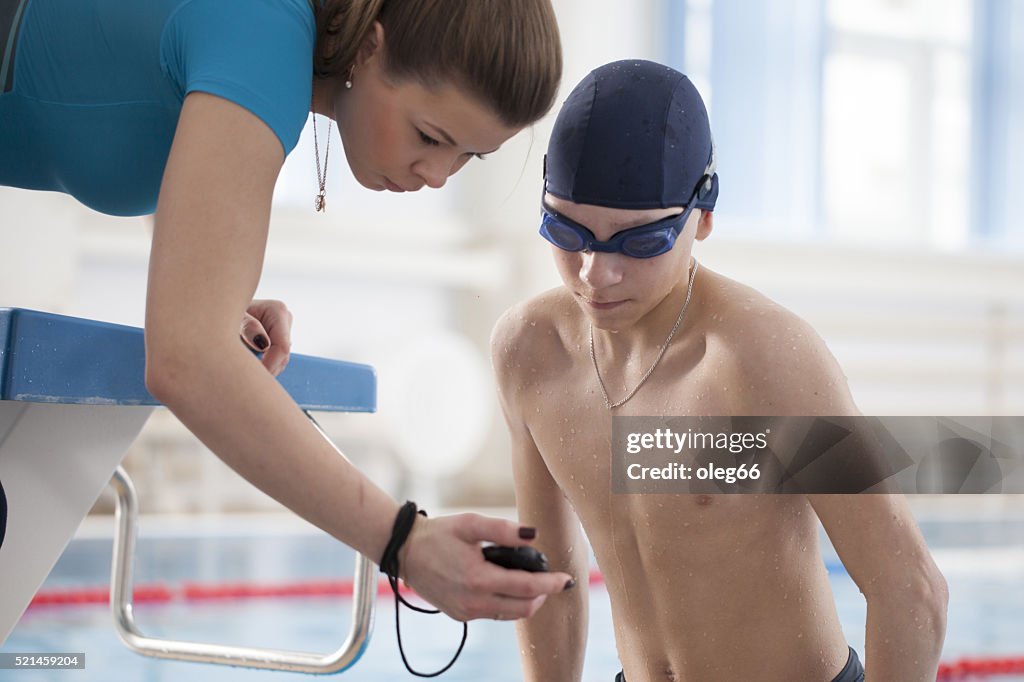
[379,500,468,677]
[380,500,424,579]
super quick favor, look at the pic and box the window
[668,0,1023,249]
[824,0,972,248]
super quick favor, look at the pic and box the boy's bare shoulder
[698,268,857,416]
[490,287,580,384]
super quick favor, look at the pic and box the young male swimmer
[491,60,948,682]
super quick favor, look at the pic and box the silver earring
[344,65,354,89]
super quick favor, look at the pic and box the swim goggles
[539,200,697,259]
[539,137,717,259]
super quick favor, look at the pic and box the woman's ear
[355,20,385,68]
[696,210,714,241]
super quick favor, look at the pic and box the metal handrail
[109,458,376,673]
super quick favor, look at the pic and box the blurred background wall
[1,0,1021,515]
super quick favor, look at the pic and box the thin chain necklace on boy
[589,259,700,409]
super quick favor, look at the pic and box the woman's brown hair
[313,0,563,127]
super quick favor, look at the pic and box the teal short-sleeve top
[0,0,315,216]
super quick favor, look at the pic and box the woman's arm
[145,91,572,620]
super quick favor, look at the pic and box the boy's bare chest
[518,329,809,562]
[523,353,738,512]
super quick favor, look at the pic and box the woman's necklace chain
[313,114,331,212]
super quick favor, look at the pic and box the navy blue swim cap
[545,59,718,211]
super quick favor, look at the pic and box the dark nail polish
[563,578,576,591]
[253,334,269,350]
[518,527,537,540]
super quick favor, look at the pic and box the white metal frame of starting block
[0,308,378,674]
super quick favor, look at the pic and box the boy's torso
[509,266,852,681]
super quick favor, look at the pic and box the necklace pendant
[315,192,325,212]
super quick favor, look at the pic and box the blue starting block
[0,308,377,673]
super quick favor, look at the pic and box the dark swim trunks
[0,476,7,550]
[614,646,864,682]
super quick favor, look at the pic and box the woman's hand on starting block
[240,299,293,376]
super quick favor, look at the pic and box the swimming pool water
[2,515,1022,681]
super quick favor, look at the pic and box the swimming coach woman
[0,0,574,620]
